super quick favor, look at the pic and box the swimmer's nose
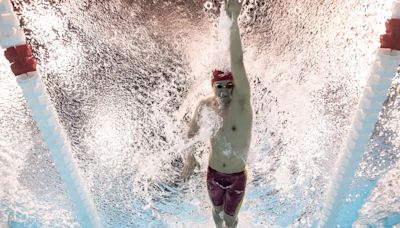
[219,90,229,97]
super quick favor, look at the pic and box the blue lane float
[318,2,400,227]
[379,213,400,227]
[1,203,42,228]
[334,178,377,226]
[0,0,101,227]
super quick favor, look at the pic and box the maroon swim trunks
[206,166,247,216]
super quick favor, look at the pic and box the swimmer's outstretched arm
[187,101,202,139]
[181,101,203,181]
[225,0,251,102]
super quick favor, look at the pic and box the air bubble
[204,1,213,11]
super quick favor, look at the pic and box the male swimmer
[182,0,252,227]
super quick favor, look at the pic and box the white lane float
[0,0,101,227]
[318,2,400,227]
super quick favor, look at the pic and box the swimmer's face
[213,80,234,105]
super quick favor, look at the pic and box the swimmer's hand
[181,153,199,182]
[224,0,243,20]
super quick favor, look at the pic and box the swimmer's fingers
[226,0,243,8]
[181,167,187,181]
[223,0,229,16]
[234,0,243,11]
[225,0,243,19]
[182,170,192,182]
[182,161,197,182]
[181,165,191,182]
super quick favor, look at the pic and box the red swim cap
[211,70,233,85]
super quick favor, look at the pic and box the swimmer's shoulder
[199,96,215,108]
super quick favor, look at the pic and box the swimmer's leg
[223,171,247,228]
[223,213,239,228]
[207,167,225,227]
[212,205,224,228]
[224,193,246,227]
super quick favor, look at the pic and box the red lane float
[4,44,37,75]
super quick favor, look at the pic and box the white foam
[392,2,400,18]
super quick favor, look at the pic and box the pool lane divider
[0,0,102,227]
[318,2,400,227]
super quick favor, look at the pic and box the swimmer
[182,0,252,227]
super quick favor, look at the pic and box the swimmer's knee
[213,205,223,213]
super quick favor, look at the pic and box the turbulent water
[0,0,399,227]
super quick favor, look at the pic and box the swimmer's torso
[204,96,253,174]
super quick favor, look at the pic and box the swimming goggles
[214,83,234,89]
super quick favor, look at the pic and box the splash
[1,0,399,227]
